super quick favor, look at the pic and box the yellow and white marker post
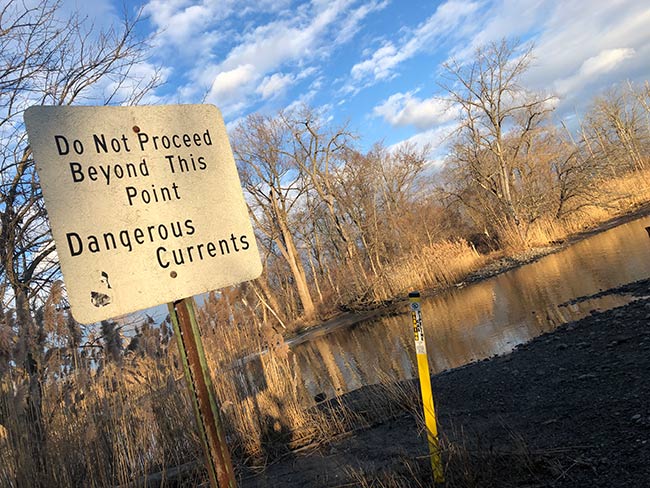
[409,291,444,483]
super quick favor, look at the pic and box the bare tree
[0,0,161,479]
[279,106,357,264]
[232,113,316,320]
[441,39,555,245]
[582,85,648,174]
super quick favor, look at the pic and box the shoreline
[287,201,650,348]
[241,278,650,487]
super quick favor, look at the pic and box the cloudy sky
[66,0,650,154]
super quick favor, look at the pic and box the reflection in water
[291,216,650,400]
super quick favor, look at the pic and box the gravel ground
[240,278,650,487]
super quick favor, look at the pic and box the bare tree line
[1,0,649,383]
[1,1,650,484]
[232,40,650,324]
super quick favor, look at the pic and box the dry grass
[367,239,485,303]
[0,332,359,486]
[2,168,650,487]
[0,350,205,487]
[526,169,650,247]
[197,311,366,463]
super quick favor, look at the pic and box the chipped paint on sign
[25,105,262,323]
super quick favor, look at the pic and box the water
[253,215,650,401]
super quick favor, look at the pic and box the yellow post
[409,291,444,483]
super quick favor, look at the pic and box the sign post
[169,297,236,488]
[409,291,444,483]
[25,104,263,487]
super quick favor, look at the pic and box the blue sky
[64,0,650,155]
[42,0,650,325]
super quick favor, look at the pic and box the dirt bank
[240,278,650,487]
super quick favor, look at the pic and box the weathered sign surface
[25,104,262,324]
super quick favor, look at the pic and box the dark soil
[239,278,650,487]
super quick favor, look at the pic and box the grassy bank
[2,172,650,487]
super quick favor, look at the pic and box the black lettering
[126,162,137,177]
[137,132,149,151]
[185,219,195,235]
[133,228,145,244]
[203,129,212,145]
[55,135,69,155]
[73,139,84,154]
[66,232,83,256]
[229,233,240,252]
[171,182,181,200]
[139,158,149,176]
[196,243,205,259]
[121,134,131,152]
[126,186,137,205]
[240,234,250,250]
[186,245,195,261]
[207,242,217,257]
[158,224,169,240]
[170,221,182,238]
[219,239,230,254]
[165,155,175,173]
[100,165,111,184]
[172,249,185,265]
[93,134,108,153]
[178,155,188,172]
[198,156,206,170]
[119,230,133,251]
[102,232,117,250]
[156,247,169,268]
[88,235,100,253]
[69,162,84,182]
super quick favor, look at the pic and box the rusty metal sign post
[169,297,236,488]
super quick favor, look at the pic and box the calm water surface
[253,215,650,400]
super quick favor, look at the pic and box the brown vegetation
[2,1,650,485]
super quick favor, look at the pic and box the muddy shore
[240,278,650,487]
[289,203,650,347]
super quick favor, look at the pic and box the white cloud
[185,0,386,115]
[374,91,456,130]
[256,73,296,99]
[208,64,257,100]
[520,1,650,106]
[554,48,636,95]
[142,0,238,48]
[447,0,546,63]
[335,0,388,44]
[426,0,650,115]
[350,0,480,84]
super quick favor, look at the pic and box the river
[245,215,650,402]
